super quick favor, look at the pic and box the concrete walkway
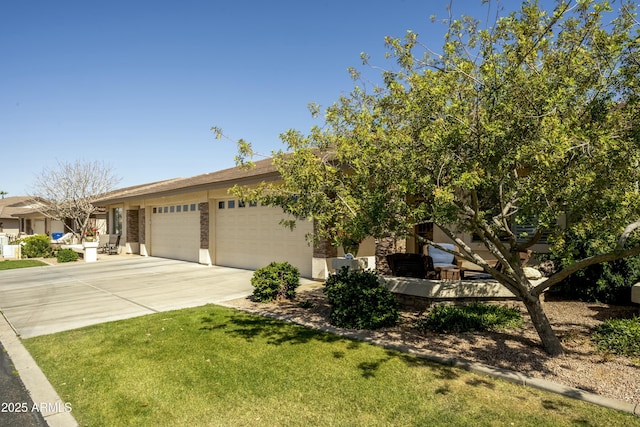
[0,256,256,426]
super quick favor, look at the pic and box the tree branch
[533,245,640,294]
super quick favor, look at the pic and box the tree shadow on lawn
[200,310,471,381]
[205,310,501,387]
[200,311,346,346]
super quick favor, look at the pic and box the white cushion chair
[426,243,460,279]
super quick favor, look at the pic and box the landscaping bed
[223,283,640,405]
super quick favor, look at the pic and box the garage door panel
[216,202,313,277]
[151,207,200,262]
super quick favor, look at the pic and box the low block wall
[632,283,640,304]
[384,276,517,309]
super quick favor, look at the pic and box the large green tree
[218,0,639,356]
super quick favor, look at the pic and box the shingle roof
[93,157,279,205]
[0,196,44,219]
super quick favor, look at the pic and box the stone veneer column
[312,237,337,259]
[138,208,145,244]
[375,236,406,275]
[199,202,209,249]
[126,209,139,243]
[312,220,337,259]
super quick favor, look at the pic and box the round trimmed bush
[324,267,399,329]
[20,235,53,258]
[56,248,79,263]
[251,261,300,302]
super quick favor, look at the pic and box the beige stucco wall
[107,191,208,256]
[0,219,19,237]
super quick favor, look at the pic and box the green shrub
[324,268,399,329]
[416,303,523,333]
[549,234,640,304]
[592,316,640,357]
[251,261,300,302]
[20,235,53,258]
[56,248,79,263]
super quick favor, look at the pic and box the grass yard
[24,305,640,427]
[0,259,48,270]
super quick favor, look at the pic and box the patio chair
[425,243,459,279]
[386,253,434,279]
[53,232,74,244]
[107,234,120,255]
[97,234,110,253]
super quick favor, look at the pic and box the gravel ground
[223,282,640,405]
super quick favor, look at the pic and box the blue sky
[1,0,548,196]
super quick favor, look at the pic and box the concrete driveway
[0,256,255,338]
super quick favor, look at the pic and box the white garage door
[150,203,200,262]
[215,200,313,277]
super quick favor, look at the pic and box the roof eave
[93,170,281,206]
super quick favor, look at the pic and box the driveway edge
[0,313,79,427]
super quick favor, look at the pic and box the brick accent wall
[312,220,337,258]
[199,202,209,249]
[375,236,406,275]
[312,238,337,258]
[139,208,145,244]
[126,209,139,243]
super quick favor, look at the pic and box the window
[191,204,197,211]
[170,205,175,213]
[112,207,123,235]
[249,201,258,207]
[238,200,246,208]
[176,205,181,212]
[183,204,189,212]
[218,201,225,209]
[152,207,157,214]
[163,206,168,213]
[514,217,551,245]
[228,200,235,209]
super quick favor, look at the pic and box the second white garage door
[150,203,200,262]
[215,200,313,277]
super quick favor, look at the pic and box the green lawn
[0,259,48,270]
[23,305,640,427]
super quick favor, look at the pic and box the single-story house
[93,159,355,279]
[93,158,551,279]
[0,196,31,238]
[0,196,106,242]
[0,196,67,240]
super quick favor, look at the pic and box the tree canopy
[220,0,639,355]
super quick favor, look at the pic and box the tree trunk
[521,293,565,356]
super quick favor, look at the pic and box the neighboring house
[0,196,106,241]
[0,196,63,240]
[12,205,107,240]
